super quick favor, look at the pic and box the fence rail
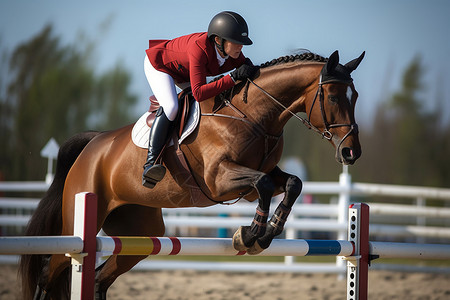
[3,235,450,260]
[1,168,450,275]
[1,194,449,300]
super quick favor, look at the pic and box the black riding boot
[142,107,174,188]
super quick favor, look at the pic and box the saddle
[131,90,200,148]
[131,90,216,207]
[146,89,194,139]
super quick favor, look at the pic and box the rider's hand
[244,57,255,66]
[230,60,259,82]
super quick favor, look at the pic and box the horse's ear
[326,50,339,73]
[345,51,365,73]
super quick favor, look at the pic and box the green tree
[0,25,137,181]
[354,56,450,187]
[0,38,10,182]
[94,62,137,130]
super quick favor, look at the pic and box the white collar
[215,47,228,67]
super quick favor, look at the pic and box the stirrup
[142,164,166,188]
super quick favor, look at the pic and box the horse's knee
[284,175,302,207]
[253,174,275,204]
[287,175,302,196]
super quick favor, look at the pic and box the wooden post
[69,192,97,300]
[346,203,369,300]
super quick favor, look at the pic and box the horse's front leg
[232,173,275,252]
[211,161,275,252]
[250,166,302,254]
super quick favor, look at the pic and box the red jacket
[146,32,246,102]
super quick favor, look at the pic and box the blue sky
[1,0,449,125]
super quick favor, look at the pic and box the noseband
[248,76,358,152]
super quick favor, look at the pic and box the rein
[247,76,358,152]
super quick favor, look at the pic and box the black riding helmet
[207,11,253,46]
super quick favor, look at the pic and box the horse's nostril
[342,147,354,161]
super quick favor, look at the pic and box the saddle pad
[131,101,200,149]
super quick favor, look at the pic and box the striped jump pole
[3,235,447,260]
[96,236,355,257]
[0,236,354,257]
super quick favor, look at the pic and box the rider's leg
[142,107,173,188]
[142,56,179,188]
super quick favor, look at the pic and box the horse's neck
[234,64,321,135]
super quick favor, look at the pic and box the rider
[142,11,259,188]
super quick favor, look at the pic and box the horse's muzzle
[339,146,361,165]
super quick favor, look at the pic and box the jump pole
[95,236,355,257]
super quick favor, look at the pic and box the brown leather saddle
[146,89,193,139]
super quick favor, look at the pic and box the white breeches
[144,56,189,121]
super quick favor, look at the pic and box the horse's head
[306,50,365,165]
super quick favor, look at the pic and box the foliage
[2,24,449,188]
[352,56,450,187]
[0,25,137,180]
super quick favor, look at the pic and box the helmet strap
[214,37,227,57]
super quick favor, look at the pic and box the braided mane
[211,52,327,103]
[259,52,327,68]
[211,52,327,83]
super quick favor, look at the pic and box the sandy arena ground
[1,264,449,299]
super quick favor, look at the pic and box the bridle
[247,75,359,152]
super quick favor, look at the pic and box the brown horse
[20,50,364,299]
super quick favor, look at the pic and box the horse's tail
[19,131,100,300]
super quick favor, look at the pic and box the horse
[20,50,364,299]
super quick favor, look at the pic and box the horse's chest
[230,133,283,170]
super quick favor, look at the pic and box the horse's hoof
[246,240,265,255]
[232,226,249,251]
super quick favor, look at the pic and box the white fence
[1,166,450,273]
[6,195,450,300]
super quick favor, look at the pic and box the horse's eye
[328,95,339,103]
